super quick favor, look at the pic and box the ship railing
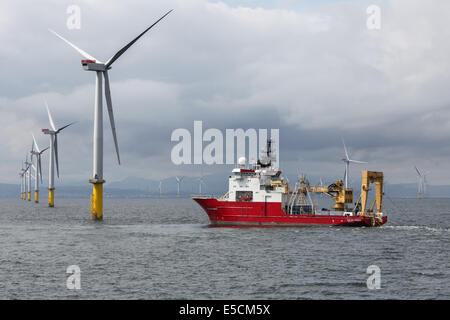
[190,194,216,199]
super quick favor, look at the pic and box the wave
[383,225,450,233]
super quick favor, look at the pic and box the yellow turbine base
[48,189,55,207]
[27,192,31,201]
[34,191,39,203]
[90,181,104,221]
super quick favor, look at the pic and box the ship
[193,139,387,227]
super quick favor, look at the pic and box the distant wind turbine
[24,155,32,201]
[414,166,423,199]
[341,139,368,189]
[159,181,163,198]
[198,176,205,195]
[175,176,184,198]
[414,166,429,199]
[42,101,75,207]
[19,164,26,200]
[30,133,49,203]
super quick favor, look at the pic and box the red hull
[193,198,387,227]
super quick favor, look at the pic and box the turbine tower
[31,133,49,203]
[175,176,184,198]
[23,161,30,200]
[24,155,32,201]
[423,172,428,198]
[21,162,27,200]
[19,166,25,200]
[159,181,163,198]
[198,176,205,195]
[50,10,173,220]
[42,102,75,207]
[341,139,367,189]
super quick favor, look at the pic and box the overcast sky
[1,0,450,186]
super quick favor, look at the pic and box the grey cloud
[1,0,450,187]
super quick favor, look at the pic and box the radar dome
[238,157,246,166]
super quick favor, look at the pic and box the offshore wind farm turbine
[24,155,32,201]
[175,176,184,198]
[50,9,173,220]
[414,166,423,199]
[31,133,49,203]
[414,166,429,199]
[341,139,368,189]
[22,161,30,200]
[159,181,163,198]
[21,162,27,200]
[198,176,205,195]
[42,102,75,207]
[19,165,25,199]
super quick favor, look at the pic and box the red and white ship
[193,140,387,227]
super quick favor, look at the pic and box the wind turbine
[414,166,429,199]
[24,155,32,201]
[175,176,184,198]
[50,9,173,220]
[42,102,75,207]
[21,162,27,200]
[198,176,205,195]
[31,133,49,203]
[23,161,30,200]
[414,166,423,199]
[341,139,367,189]
[159,181,163,198]
[19,165,25,200]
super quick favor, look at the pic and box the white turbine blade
[103,71,121,165]
[349,159,368,164]
[31,133,40,153]
[44,100,57,131]
[49,29,100,62]
[105,9,173,68]
[342,138,350,161]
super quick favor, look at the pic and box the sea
[0,196,449,299]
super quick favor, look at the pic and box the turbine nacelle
[42,128,55,135]
[82,60,109,72]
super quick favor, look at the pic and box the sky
[1,0,450,187]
